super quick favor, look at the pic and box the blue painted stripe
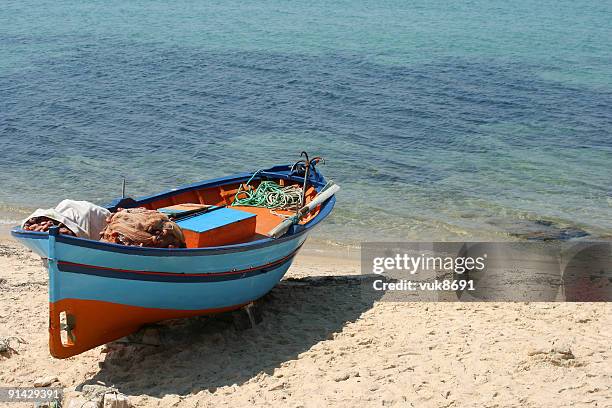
[56,244,301,282]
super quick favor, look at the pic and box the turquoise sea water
[1,0,611,243]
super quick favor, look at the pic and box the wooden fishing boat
[11,164,337,358]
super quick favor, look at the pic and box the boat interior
[128,177,322,248]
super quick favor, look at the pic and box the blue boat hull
[11,165,335,358]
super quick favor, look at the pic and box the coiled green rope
[232,171,303,210]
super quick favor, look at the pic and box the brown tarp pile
[100,208,186,248]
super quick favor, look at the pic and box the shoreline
[3,199,611,246]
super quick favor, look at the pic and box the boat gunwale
[10,165,336,256]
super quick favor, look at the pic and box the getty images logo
[372,253,487,275]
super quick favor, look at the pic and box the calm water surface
[1,0,611,244]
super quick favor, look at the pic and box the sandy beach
[0,239,610,407]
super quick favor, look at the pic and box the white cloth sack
[22,199,110,240]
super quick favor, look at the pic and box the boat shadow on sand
[79,275,383,398]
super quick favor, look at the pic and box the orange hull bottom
[49,299,247,358]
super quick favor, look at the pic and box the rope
[232,170,303,210]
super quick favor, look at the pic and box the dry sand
[0,239,610,407]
